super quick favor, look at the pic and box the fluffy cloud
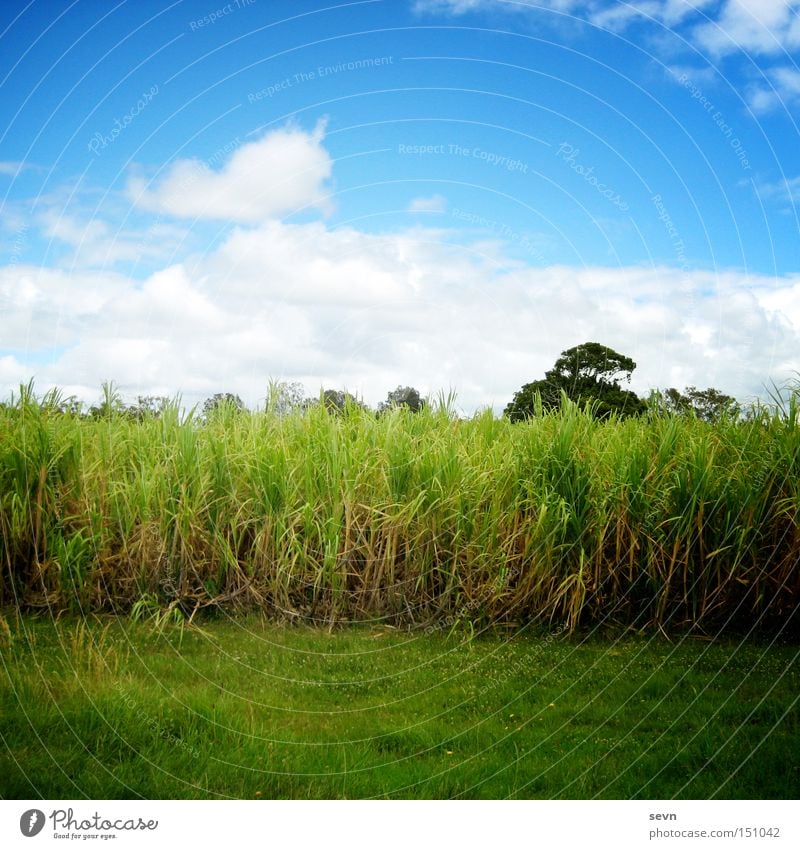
[127,121,333,222]
[0,264,132,351]
[37,205,196,269]
[745,66,800,114]
[694,0,800,56]
[1,220,798,413]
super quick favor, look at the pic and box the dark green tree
[202,393,244,418]
[505,342,647,421]
[378,385,426,414]
[650,386,740,422]
[303,389,367,415]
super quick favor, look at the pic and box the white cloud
[758,278,800,328]
[748,173,800,204]
[591,0,716,30]
[37,206,196,268]
[0,264,133,354]
[0,161,31,177]
[408,194,448,213]
[415,0,800,60]
[746,65,800,113]
[413,0,583,16]
[694,0,800,56]
[127,120,333,222]
[1,220,798,413]
[415,0,717,26]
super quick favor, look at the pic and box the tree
[202,393,244,419]
[303,388,367,415]
[88,381,125,419]
[265,380,305,416]
[650,386,740,422]
[505,342,647,421]
[126,395,171,421]
[378,385,426,414]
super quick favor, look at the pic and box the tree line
[3,343,743,423]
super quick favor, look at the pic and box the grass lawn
[1,614,798,799]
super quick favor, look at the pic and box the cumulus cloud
[0,264,133,352]
[127,120,333,222]
[1,220,798,413]
[37,206,195,269]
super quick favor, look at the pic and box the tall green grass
[1,384,798,634]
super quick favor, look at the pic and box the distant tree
[38,387,82,417]
[202,393,244,419]
[265,380,305,416]
[59,397,83,417]
[505,342,647,421]
[304,388,367,415]
[88,381,125,419]
[126,395,171,421]
[650,386,740,422]
[378,385,426,414]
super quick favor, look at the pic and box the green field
[1,615,798,799]
[1,385,798,633]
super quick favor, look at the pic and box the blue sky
[1,0,799,411]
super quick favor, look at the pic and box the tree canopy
[304,389,368,415]
[265,380,305,416]
[202,393,244,418]
[504,342,647,421]
[378,385,426,414]
[650,386,740,422]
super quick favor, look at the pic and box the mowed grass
[1,615,798,799]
